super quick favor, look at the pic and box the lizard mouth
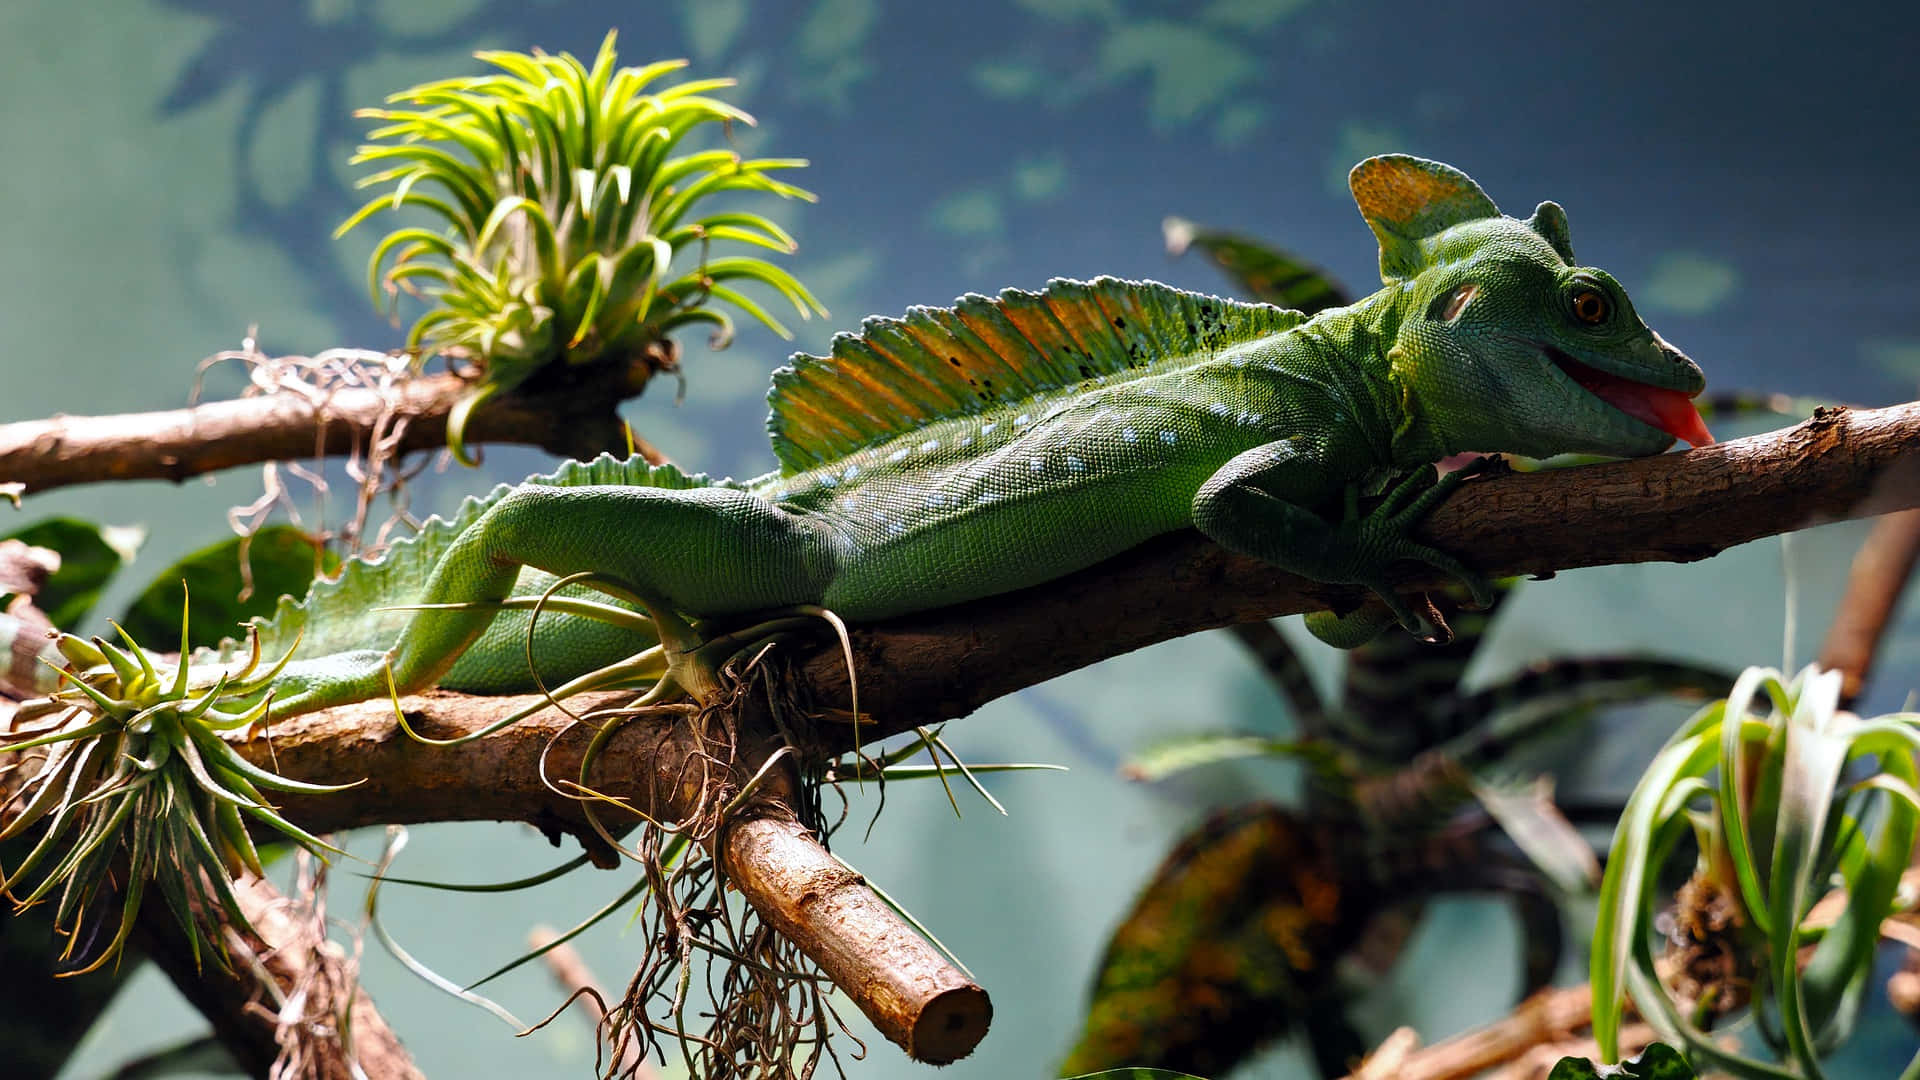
[1543,345,1714,448]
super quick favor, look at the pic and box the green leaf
[1589,711,1725,1059]
[1471,776,1600,895]
[1063,805,1335,1079]
[1547,1042,1697,1079]
[1122,732,1328,782]
[2,517,144,628]
[1162,217,1349,315]
[119,526,335,650]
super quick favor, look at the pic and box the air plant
[0,612,350,972]
[1592,665,1920,1078]
[338,31,827,463]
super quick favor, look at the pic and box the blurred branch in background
[136,858,420,1080]
[530,925,660,1080]
[1818,507,1920,706]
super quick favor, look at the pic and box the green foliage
[119,526,335,650]
[0,619,354,973]
[1548,1043,1698,1079]
[2,517,143,629]
[1591,665,1920,1077]
[339,30,826,462]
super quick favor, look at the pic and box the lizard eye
[1570,288,1609,325]
[1431,282,1479,322]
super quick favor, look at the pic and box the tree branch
[0,357,668,496]
[10,405,1912,840]
[719,813,992,1064]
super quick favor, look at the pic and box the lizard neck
[1293,287,1452,467]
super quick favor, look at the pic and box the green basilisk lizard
[17,155,1711,718]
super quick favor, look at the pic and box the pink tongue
[1566,363,1715,448]
[1643,385,1716,448]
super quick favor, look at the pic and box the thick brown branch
[179,693,993,1063]
[2,404,1897,838]
[0,360,666,495]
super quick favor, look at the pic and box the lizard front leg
[1191,440,1491,646]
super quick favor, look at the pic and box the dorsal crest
[1350,155,1501,282]
[766,277,1303,474]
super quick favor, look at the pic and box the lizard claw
[1374,584,1454,644]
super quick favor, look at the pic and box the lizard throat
[1543,346,1714,448]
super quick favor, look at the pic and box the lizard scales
[25,154,1713,713]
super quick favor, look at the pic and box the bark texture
[0,358,667,495]
[718,814,992,1064]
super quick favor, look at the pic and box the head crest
[1349,155,1500,282]
[1526,200,1575,263]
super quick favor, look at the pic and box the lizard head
[1351,155,1711,460]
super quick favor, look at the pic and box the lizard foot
[1312,460,1495,644]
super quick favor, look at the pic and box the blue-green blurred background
[9,0,1918,1075]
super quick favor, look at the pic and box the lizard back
[765,277,1305,474]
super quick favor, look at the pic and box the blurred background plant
[1592,665,1920,1079]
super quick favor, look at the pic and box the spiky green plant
[338,31,826,462]
[1592,665,1920,1078]
[0,617,350,972]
